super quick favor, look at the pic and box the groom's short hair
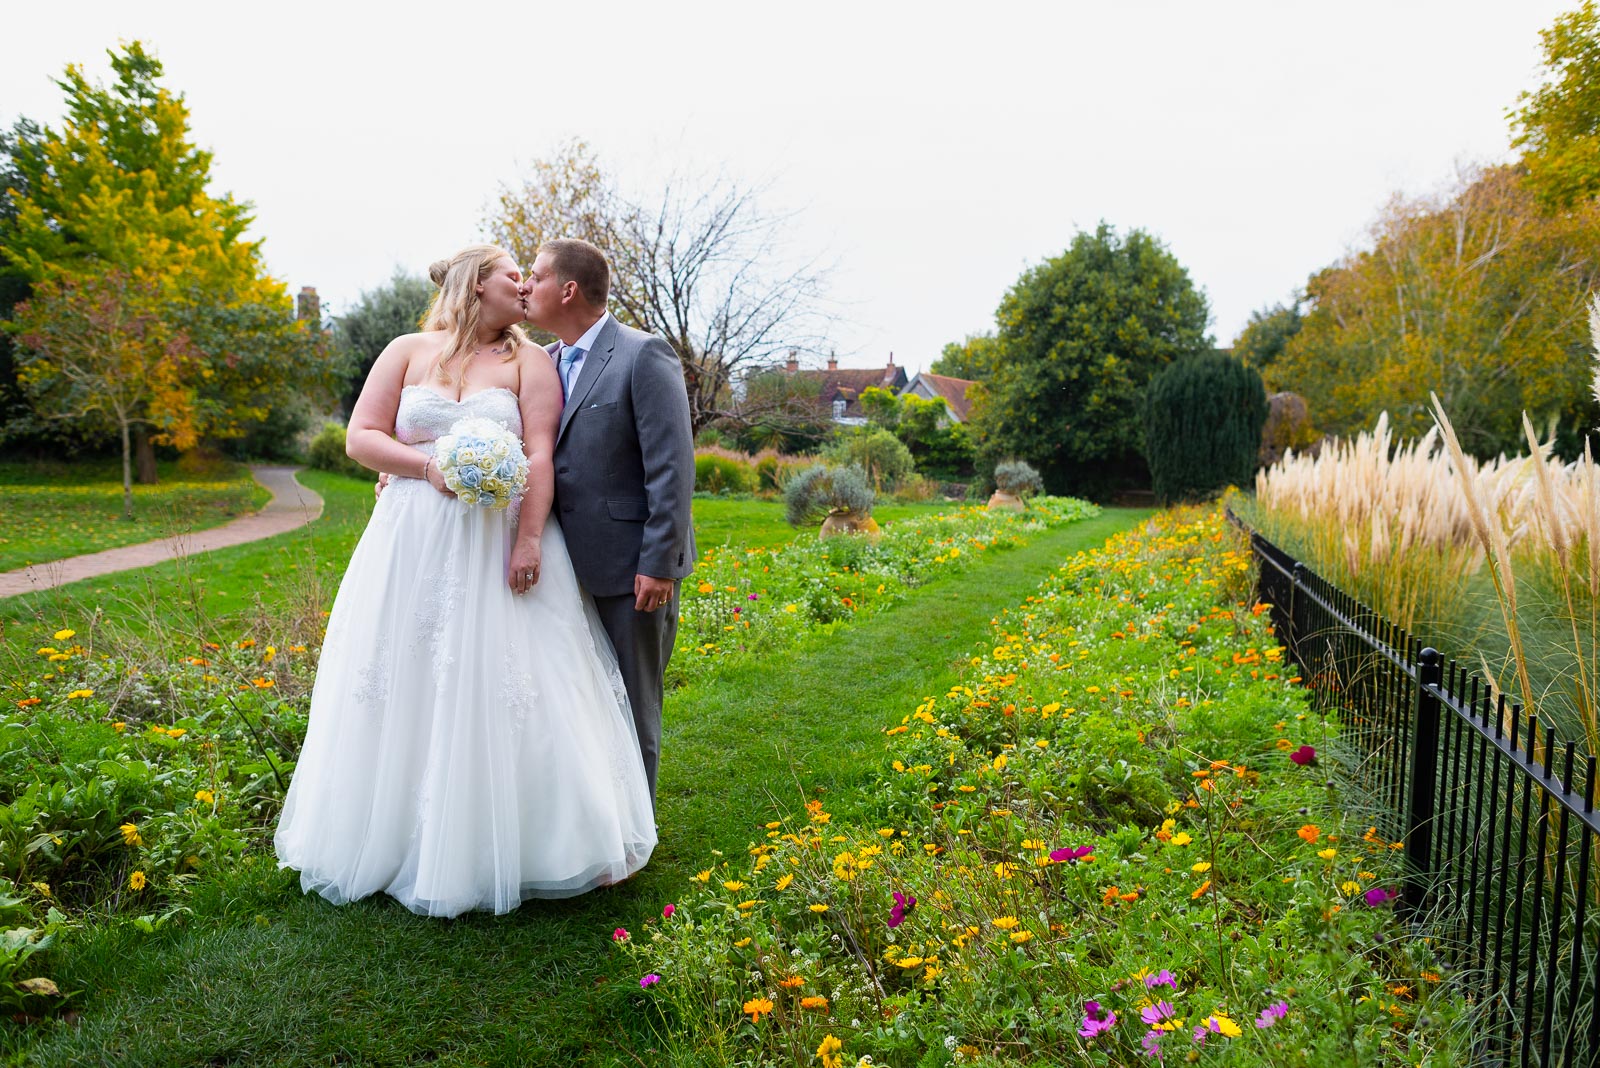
[539,238,610,308]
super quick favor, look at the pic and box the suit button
[557,466,569,474]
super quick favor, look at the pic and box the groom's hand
[634,574,675,613]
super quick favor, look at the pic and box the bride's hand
[509,537,542,594]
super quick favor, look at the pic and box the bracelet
[421,457,432,482]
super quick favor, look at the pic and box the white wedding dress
[274,386,656,917]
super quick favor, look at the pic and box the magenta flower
[1050,845,1095,863]
[1143,969,1176,990]
[612,927,630,942]
[888,890,917,928]
[1140,1030,1164,1059]
[1255,1000,1289,1029]
[1140,1001,1177,1027]
[1078,1000,1117,1038]
[1289,745,1316,765]
[748,593,759,600]
[1362,886,1398,906]
[662,903,676,919]
[640,973,661,988]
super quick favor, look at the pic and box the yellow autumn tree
[1271,164,1600,457]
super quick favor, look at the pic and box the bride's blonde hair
[423,244,529,385]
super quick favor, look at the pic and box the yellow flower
[722,880,746,892]
[991,916,1020,930]
[1009,930,1032,943]
[817,1034,843,1068]
[743,996,774,1022]
[784,604,798,613]
[897,956,924,968]
[263,645,276,662]
[66,689,94,700]
[1169,832,1193,846]
[737,899,758,911]
[733,937,752,948]
[775,873,795,891]
[695,870,712,883]
[36,647,58,657]
[129,870,147,891]
[1318,848,1338,860]
[1341,880,1363,895]
[697,582,714,593]
[119,823,143,847]
[53,629,75,641]
[1214,1014,1243,1038]
[167,728,187,738]
[194,790,216,805]
[809,903,829,913]
[1191,861,1212,873]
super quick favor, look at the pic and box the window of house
[832,399,846,420]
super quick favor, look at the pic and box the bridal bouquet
[433,417,528,509]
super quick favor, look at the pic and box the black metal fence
[1245,524,1600,1067]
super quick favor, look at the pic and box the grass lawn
[0,460,270,574]
[2,508,1146,1067]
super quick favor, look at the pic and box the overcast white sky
[5,1,1574,374]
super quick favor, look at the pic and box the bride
[274,243,656,917]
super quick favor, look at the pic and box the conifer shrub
[1142,353,1268,504]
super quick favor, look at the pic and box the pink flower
[1078,1000,1117,1038]
[612,927,630,942]
[640,973,661,988]
[1143,969,1176,990]
[1255,1000,1289,1029]
[1362,887,1397,907]
[748,594,759,600]
[1289,745,1316,766]
[1050,845,1095,863]
[888,890,917,928]
[1140,1030,1164,1059]
[1140,1001,1177,1027]
[662,904,676,919]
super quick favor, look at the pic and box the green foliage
[932,332,999,380]
[729,368,833,454]
[333,270,433,416]
[1232,301,1303,383]
[783,464,875,526]
[306,423,368,480]
[693,449,758,494]
[823,426,917,492]
[1142,353,1268,504]
[972,223,1212,499]
[992,459,1043,496]
[1274,165,1600,458]
[857,385,902,428]
[1510,1,1600,210]
[896,394,977,480]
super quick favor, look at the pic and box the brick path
[0,466,324,599]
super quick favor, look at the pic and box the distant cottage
[902,371,976,425]
[782,352,908,425]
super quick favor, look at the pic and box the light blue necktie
[557,345,584,399]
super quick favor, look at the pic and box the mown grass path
[11,509,1148,1068]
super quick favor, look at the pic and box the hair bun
[428,259,450,287]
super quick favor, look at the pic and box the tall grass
[1249,297,1600,757]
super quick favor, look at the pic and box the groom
[517,238,695,805]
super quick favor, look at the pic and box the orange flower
[1297,824,1321,844]
[800,995,829,1011]
[1191,880,1212,899]
[15,698,40,708]
[743,997,774,1022]
[778,975,805,989]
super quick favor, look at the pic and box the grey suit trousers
[591,584,679,805]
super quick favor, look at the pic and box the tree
[1510,1,1600,210]
[856,386,902,429]
[1231,302,1303,384]
[0,43,343,473]
[895,393,977,480]
[970,224,1212,499]
[6,271,197,517]
[1142,353,1268,504]
[1272,164,1600,457]
[332,270,434,415]
[932,333,999,380]
[487,141,833,433]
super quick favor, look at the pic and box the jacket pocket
[606,498,649,522]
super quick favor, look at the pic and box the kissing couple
[274,238,696,917]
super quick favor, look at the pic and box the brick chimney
[296,286,321,328]
[827,352,838,371]
[785,348,799,372]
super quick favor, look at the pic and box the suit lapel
[557,316,617,443]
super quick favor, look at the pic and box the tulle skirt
[274,476,656,917]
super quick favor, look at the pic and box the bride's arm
[508,347,560,589]
[347,336,448,492]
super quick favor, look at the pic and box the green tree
[1142,353,1268,505]
[1273,164,1600,457]
[1231,302,1302,384]
[932,333,999,380]
[856,385,902,429]
[971,223,1212,499]
[333,270,434,415]
[896,393,976,480]
[0,43,341,473]
[1510,1,1600,210]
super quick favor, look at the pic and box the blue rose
[456,465,483,489]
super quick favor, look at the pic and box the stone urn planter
[820,510,880,539]
[987,490,1026,512]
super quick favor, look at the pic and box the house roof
[788,364,909,419]
[907,372,977,422]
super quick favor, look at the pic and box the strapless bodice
[395,386,522,447]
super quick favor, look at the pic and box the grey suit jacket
[550,316,696,598]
